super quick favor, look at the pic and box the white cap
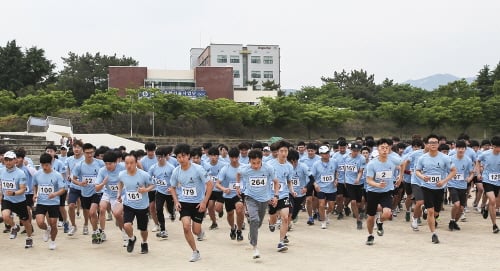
[318,146,329,154]
[263,146,271,151]
[3,151,16,159]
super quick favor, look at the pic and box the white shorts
[100,193,122,212]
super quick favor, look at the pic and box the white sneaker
[122,231,129,247]
[68,226,77,236]
[49,240,56,250]
[253,248,260,259]
[43,226,51,242]
[321,222,327,229]
[411,219,419,231]
[189,250,201,262]
[151,224,160,232]
[460,213,467,222]
[197,230,205,241]
[475,206,481,213]
[57,221,64,227]
[83,225,89,235]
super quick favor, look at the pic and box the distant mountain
[403,74,475,91]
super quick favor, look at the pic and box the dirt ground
[2,199,500,271]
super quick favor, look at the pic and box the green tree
[418,97,453,132]
[432,79,476,99]
[0,90,18,116]
[482,95,500,133]
[475,65,493,99]
[57,52,138,105]
[16,90,76,116]
[0,40,56,95]
[449,97,483,132]
[80,88,128,124]
[321,69,379,105]
[376,102,417,137]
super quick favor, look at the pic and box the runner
[332,140,350,220]
[66,140,85,236]
[415,134,457,244]
[236,149,280,259]
[300,143,320,225]
[117,154,155,254]
[139,142,160,232]
[203,147,227,230]
[311,145,338,229]
[33,153,66,250]
[45,144,69,233]
[169,143,213,262]
[287,149,314,225]
[344,143,366,229]
[0,151,34,248]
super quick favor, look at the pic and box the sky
[2,0,500,89]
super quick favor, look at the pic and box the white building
[191,43,280,90]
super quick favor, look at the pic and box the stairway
[0,134,55,164]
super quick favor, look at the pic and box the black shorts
[68,188,82,204]
[346,184,363,203]
[80,193,102,210]
[483,182,500,198]
[306,185,315,197]
[35,204,60,218]
[366,191,393,216]
[25,194,34,207]
[1,200,29,220]
[224,195,243,212]
[422,187,444,211]
[392,184,404,196]
[268,197,291,215]
[336,183,347,196]
[179,202,205,224]
[123,205,149,231]
[448,187,467,206]
[412,184,424,201]
[316,192,337,201]
[59,191,67,207]
[148,190,156,203]
[472,176,481,184]
[209,191,224,203]
[403,182,413,196]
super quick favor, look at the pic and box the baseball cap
[60,146,67,150]
[263,146,271,152]
[318,146,329,154]
[4,151,16,159]
[351,143,362,150]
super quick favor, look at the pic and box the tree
[418,97,453,132]
[376,102,417,138]
[0,40,56,95]
[475,65,494,99]
[57,52,138,105]
[449,97,483,132]
[246,79,258,90]
[0,90,17,116]
[16,90,76,116]
[321,69,379,105]
[80,88,128,125]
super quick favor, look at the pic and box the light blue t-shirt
[217,163,241,199]
[266,159,294,199]
[96,163,125,199]
[65,155,84,190]
[415,152,454,190]
[477,150,500,186]
[343,153,366,185]
[170,163,209,203]
[149,162,175,195]
[299,155,320,170]
[119,169,152,209]
[52,159,66,176]
[19,165,34,195]
[408,149,425,186]
[366,158,399,193]
[333,152,347,183]
[449,155,473,189]
[73,159,105,197]
[291,162,311,197]
[239,155,249,165]
[203,160,227,192]
[33,170,65,206]
[0,167,27,203]
[311,159,338,193]
[449,147,477,163]
[239,163,276,202]
[140,156,158,173]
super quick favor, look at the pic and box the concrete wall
[233,86,278,104]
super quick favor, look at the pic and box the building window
[251,71,261,78]
[263,56,273,64]
[263,71,273,79]
[230,55,240,63]
[217,55,227,63]
[234,70,240,78]
[251,56,261,64]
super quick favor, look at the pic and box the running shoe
[83,225,89,235]
[197,230,205,241]
[140,242,149,254]
[253,248,260,259]
[127,236,136,253]
[156,231,168,239]
[269,224,276,232]
[43,226,51,242]
[277,242,288,252]
[68,225,77,236]
[431,233,440,244]
[482,207,488,219]
[405,211,411,222]
[493,224,499,234]
[63,222,70,233]
[307,217,314,225]
[49,240,56,250]
[376,219,384,236]
[236,230,243,241]
[366,235,374,245]
[411,218,419,231]
[25,237,33,248]
[356,220,362,230]
[190,250,201,262]
[9,225,20,239]
[209,223,218,230]
[230,228,236,240]
[344,207,351,217]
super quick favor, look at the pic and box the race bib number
[152,176,167,186]
[338,165,346,172]
[249,177,267,187]
[38,185,54,195]
[210,175,217,183]
[345,164,358,172]
[126,191,142,201]
[489,173,500,181]
[290,178,300,187]
[229,182,238,190]
[321,175,334,183]
[453,174,464,181]
[427,175,441,184]
[181,187,197,197]
[278,183,284,191]
[1,180,15,190]
[108,185,119,192]
[82,175,97,185]
[375,171,392,180]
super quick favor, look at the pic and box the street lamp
[129,95,133,137]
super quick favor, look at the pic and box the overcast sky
[2,0,499,89]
